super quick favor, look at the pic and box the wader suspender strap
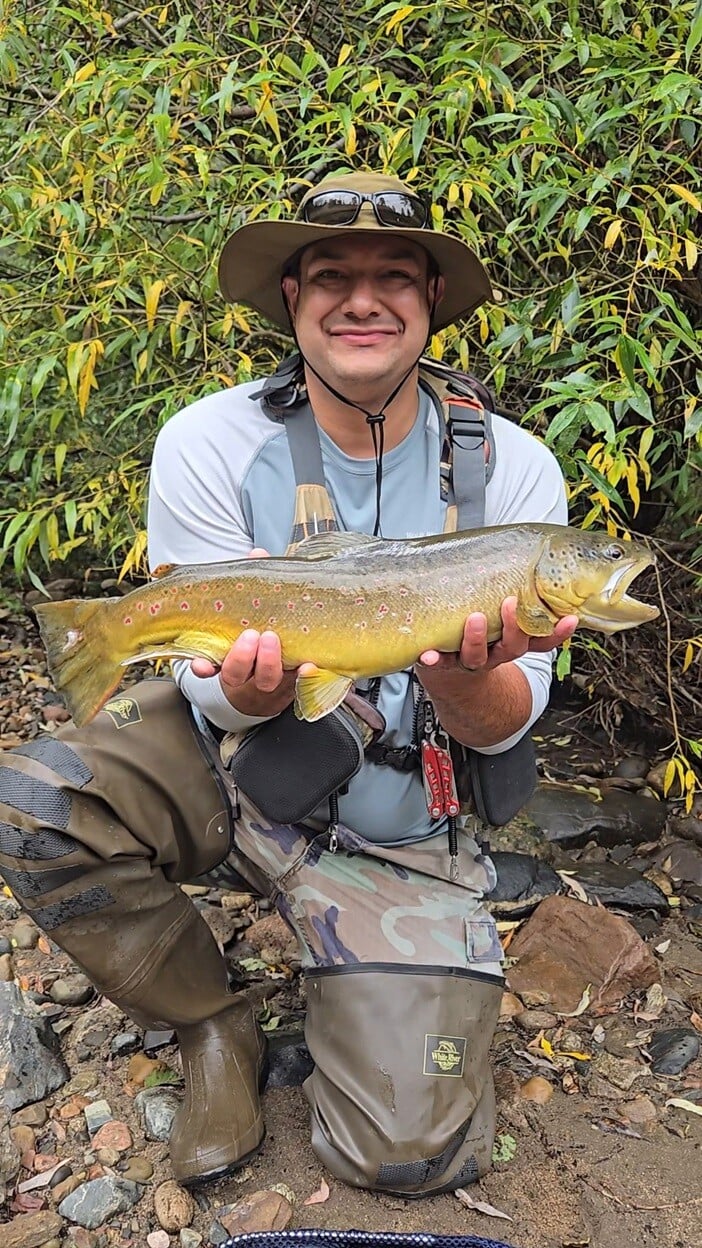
[444,397,487,531]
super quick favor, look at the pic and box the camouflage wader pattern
[0,678,503,1194]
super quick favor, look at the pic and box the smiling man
[0,172,575,1195]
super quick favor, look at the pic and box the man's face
[281,234,443,393]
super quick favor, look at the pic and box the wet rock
[0,951,15,980]
[648,1028,700,1075]
[655,842,702,889]
[613,755,650,780]
[118,1154,154,1183]
[83,1101,113,1137]
[526,783,667,849]
[507,896,658,1013]
[3,1210,63,1248]
[486,852,562,917]
[49,975,94,1007]
[134,1087,180,1141]
[0,982,69,1110]
[58,1176,142,1228]
[154,1179,196,1231]
[561,861,669,913]
[265,1041,314,1089]
[110,1032,141,1058]
[143,1029,175,1054]
[11,920,39,950]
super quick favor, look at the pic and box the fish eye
[604,544,625,560]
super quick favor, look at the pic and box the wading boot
[170,997,267,1186]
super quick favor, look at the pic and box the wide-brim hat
[218,172,493,332]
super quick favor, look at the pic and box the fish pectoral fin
[294,668,353,721]
[150,563,177,579]
[121,632,229,667]
[292,531,382,560]
[515,587,559,637]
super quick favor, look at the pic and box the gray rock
[560,860,670,913]
[134,1087,181,1141]
[0,982,69,1110]
[648,1028,700,1076]
[49,974,94,1006]
[144,1028,175,1053]
[0,936,12,954]
[526,784,667,849]
[486,852,562,917]
[0,1103,20,1198]
[83,1099,113,1137]
[58,1176,142,1228]
[181,1230,204,1248]
[11,920,39,950]
[110,1031,141,1057]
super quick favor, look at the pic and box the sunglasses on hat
[298,189,430,230]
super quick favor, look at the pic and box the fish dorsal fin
[150,563,177,579]
[293,531,381,560]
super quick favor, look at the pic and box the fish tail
[34,597,122,727]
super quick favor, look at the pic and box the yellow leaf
[685,238,698,269]
[158,4,169,24]
[337,43,352,65]
[683,641,694,673]
[604,219,623,249]
[74,61,97,84]
[626,461,640,514]
[670,183,702,212]
[386,5,415,34]
[447,182,459,205]
[145,279,165,331]
[345,122,357,157]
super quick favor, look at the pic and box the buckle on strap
[365,742,420,772]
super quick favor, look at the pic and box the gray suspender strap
[283,400,328,488]
[445,399,486,530]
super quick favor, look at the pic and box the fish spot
[240,618,249,627]
[136,602,144,611]
[214,600,224,612]
[200,583,210,592]
[273,583,281,592]
[315,601,325,610]
[236,582,244,591]
[301,624,310,634]
[252,597,260,608]
[287,601,295,611]
[149,603,161,615]
[268,617,277,626]
[180,602,189,611]
[398,587,408,596]
[359,621,367,629]
[123,616,133,626]
[440,574,450,585]
[377,603,389,618]
[405,611,414,624]
[355,596,365,605]
[302,593,311,601]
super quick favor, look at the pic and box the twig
[585,1178,702,1212]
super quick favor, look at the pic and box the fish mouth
[578,553,659,634]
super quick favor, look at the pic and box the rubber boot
[303,965,502,1195]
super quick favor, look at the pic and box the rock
[507,896,658,1013]
[11,920,39,950]
[154,1179,196,1231]
[0,936,12,954]
[218,1189,293,1237]
[13,1103,48,1127]
[83,1101,113,1137]
[118,1154,154,1183]
[90,1120,132,1152]
[561,861,669,913]
[10,1122,35,1154]
[110,1032,141,1058]
[622,1095,658,1125]
[264,1041,315,1089]
[0,982,69,1110]
[592,1051,647,1091]
[514,1008,559,1032]
[134,1087,181,1141]
[201,905,248,948]
[51,1171,87,1203]
[95,1147,120,1166]
[2,1210,63,1248]
[613,755,650,780]
[526,783,667,849]
[49,976,94,1007]
[648,1028,700,1075]
[58,1176,142,1228]
[48,1161,73,1188]
[0,952,15,980]
[499,991,524,1020]
[486,852,562,917]
[63,1071,99,1097]
[0,1103,20,1199]
[143,1029,176,1054]
[220,892,255,911]
[64,1228,99,1248]
[58,1173,142,1223]
[147,1233,170,1248]
[655,842,702,889]
[181,1231,203,1248]
[519,1076,554,1104]
[246,914,295,961]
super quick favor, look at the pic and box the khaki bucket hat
[218,171,493,331]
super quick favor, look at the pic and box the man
[0,172,575,1195]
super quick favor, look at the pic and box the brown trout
[34,524,658,727]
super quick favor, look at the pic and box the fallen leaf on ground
[455,1187,512,1220]
[690,1012,702,1035]
[556,871,589,904]
[666,1098,702,1117]
[556,984,592,1018]
[17,1161,65,1192]
[304,1178,330,1205]
[655,939,671,954]
[37,935,51,954]
[519,1076,553,1104]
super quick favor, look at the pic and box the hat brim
[218,220,493,331]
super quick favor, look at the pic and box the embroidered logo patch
[103,697,142,729]
[423,1034,466,1077]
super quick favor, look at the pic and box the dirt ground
[1,588,702,1248]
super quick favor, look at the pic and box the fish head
[533,529,660,634]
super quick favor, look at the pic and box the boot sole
[178,1130,266,1189]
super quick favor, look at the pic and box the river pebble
[58,1175,142,1228]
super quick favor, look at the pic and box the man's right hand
[190,548,297,717]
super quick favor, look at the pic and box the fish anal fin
[293,531,380,560]
[121,632,230,667]
[294,668,352,721]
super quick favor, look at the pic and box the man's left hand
[416,596,578,677]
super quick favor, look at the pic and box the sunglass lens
[374,193,428,228]
[301,191,360,225]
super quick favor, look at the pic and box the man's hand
[415,597,578,750]
[417,597,578,675]
[190,548,297,717]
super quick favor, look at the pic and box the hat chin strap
[283,288,439,537]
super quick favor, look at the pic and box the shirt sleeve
[147,396,279,733]
[475,416,569,755]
